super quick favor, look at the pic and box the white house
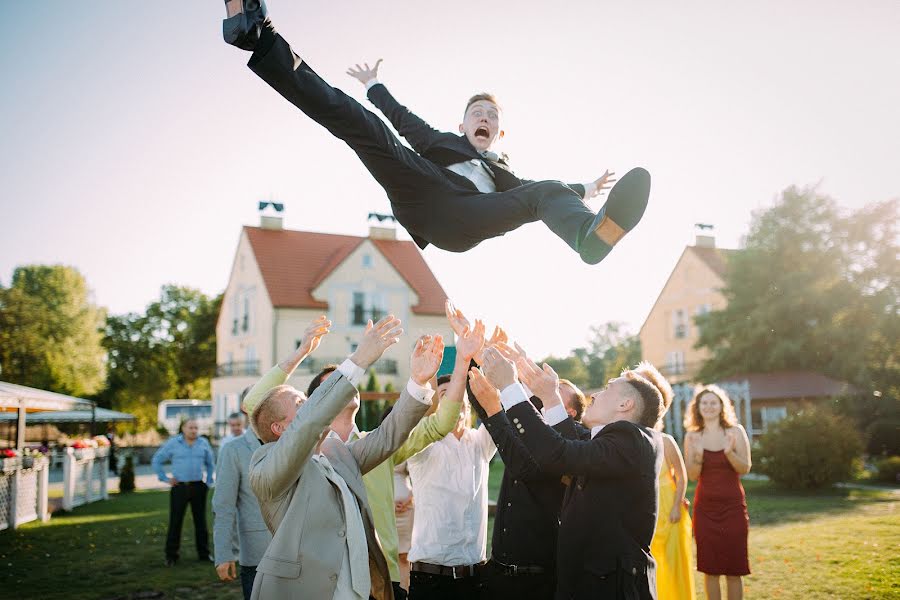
[211,216,453,437]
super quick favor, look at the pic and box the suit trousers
[479,560,556,600]
[247,28,596,254]
[408,571,481,600]
[240,565,258,600]
[570,567,654,600]
[164,481,209,560]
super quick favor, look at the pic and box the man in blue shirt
[152,418,216,566]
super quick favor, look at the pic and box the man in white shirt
[405,340,497,600]
[222,0,651,266]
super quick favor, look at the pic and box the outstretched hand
[350,315,403,370]
[297,315,332,360]
[346,59,383,86]
[585,169,617,200]
[481,347,517,390]
[445,300,472,337]
[515,356,561,408]
[456,320,486,362]
[468,367,502,417]
[410,335,445,386]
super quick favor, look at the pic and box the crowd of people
[150,302,754,600]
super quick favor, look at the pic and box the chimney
[695,234,715,248]
[259,200,284,230]
[369,225,396,240]
[694,223,715,248]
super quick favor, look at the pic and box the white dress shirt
[364,78,596,199]
[406,425,497,566]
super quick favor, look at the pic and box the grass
[2,463,897,599]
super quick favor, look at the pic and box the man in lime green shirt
[243,313,484,597]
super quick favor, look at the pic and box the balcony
[216,360,261,377]
[298,357,399,376]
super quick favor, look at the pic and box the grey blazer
[212,429,272,567]
[248,372,429,600]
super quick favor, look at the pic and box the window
[242,297,251,332]
[362,254,373,269]
[666,351,685,375]
[763,406,787,429]
[696,304,712,316]
[351,291,386,326]
[672,309,688,339]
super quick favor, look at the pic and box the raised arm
[250,317,403,500]
[348,335,444,474]
[391,315,484,464]
[347,60,451,154]
[241,315,332,414]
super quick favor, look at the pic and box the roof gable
[243,227,448,315]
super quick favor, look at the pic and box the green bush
[757,408,863,490]
[874,456,900,484]
[119,454,136,493]
[865,420,900,457]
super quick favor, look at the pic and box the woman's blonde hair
[684,384,738,432]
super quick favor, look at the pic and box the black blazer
[470,387,578,571]
[507,401,663,600]
[367,83,586,197]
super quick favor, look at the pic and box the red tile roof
[720,370,856,400]
[244,226,448,315]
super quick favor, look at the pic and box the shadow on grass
[687,479,897,527]
[0,489,242,600]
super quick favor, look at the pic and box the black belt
[411,561,484,579]
[489,558,546,576]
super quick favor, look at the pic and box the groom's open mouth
[474,126,490,139]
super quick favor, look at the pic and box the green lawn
[2,464,897,599]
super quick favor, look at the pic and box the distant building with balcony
[210,216,453,438]
[641,233,855,439]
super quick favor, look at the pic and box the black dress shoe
[223,0,268,50]
[578,167,651,265]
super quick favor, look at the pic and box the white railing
[0,456,50,531]
[62,447,110,511]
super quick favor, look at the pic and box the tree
[0,265,106,396]
[98,285,221,431]
[565,322,642,389]
[696,187,899,433]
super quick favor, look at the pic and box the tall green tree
[0,265,106,396]
[98,285,221,430]
[695,187,899,430]
[542,322,641,390]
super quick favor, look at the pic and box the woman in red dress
[684,385,752,600]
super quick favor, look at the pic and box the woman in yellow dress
[651,430,696,599]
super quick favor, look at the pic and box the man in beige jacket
[243,315,444,600]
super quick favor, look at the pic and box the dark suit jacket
[366,84,587,246]
[507,401,663,600]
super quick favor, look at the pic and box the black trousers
[479,560,556,600]
[570,567,655,600]
[247,28,597,255]
[164,481,209,560]
[408,571,481,600]
[240,565,258,600]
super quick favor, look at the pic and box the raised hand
[456,319,486,362]
[346,59,383,86]
[468,366,502,417]
[515,356,561,407]
[585,169,617,200]
[350,315,403,370]
[297,315,332,360]
[474,324,508,365]
[724,429,738,454]
[493,340,527,364]
[445,300,472,337]
[410,334,445,386]
[481,346,517,390]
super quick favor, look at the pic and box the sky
[1,0,898,358]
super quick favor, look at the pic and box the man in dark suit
[221,0,650,265]
[469,348,668,600]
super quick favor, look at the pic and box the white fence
[62,447,110,511]
[0,456,50,531]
